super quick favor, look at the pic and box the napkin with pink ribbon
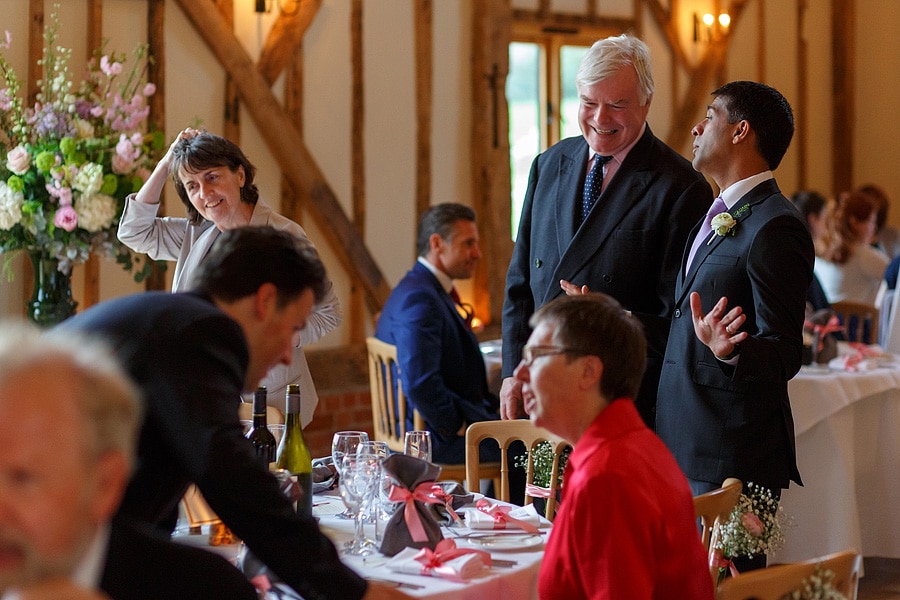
[379,453,445,556]
[386,539,491,582]
[466,499,542,532]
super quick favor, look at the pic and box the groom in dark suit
[500,34,712,428]
[375,203,500,464]
[656,82,814,559]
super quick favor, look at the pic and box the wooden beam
[796,0,808,189]
[146,0,168,292]
[349,0,367,340]
[173,0,391,312]
[511,10,635,35]
[257,0,321,85]
[831,0,854,195]
[215,0,240,143]
[83,0,104,310]
[414,0,432,222]
[23,0,43,312]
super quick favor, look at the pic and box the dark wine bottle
[275,383,314,518]
[246,386,276,469]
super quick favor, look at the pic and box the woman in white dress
[814,189,888,307]
[118,128,341,426]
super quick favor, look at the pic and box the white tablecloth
[777,362,900,563]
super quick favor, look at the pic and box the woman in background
[118,128,341,426]
[814,189,889,306]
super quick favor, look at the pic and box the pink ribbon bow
[388,482,444,542]
[475,498,540,533]
[525,483,553,499]
[429,484,462,523]
[806,316,843,353]
[413,539,491,582]
[710,549,740,578]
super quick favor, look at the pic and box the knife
[366,577,425,590]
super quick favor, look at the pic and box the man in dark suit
[375,203,500,464]
[54,227,405,600]
[0,324,256,599]
[501,34,712,428]
[656,82,813,562]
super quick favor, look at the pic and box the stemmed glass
[404,430,432,462]
[332,431,369,518]
[339,452,381,556]
[357,441,392,541]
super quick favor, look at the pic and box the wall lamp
[693,12,731,43]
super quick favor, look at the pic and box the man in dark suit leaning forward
[501,33,712,428]
[656,81,814,567]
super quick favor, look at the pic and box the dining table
[777,355,900,564]
[175,489,546,599]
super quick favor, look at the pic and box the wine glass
[332,431,369,518]
[357,441,393,540]
[404,430,432,462]
[339,453,381,556]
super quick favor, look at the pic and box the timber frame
[24,0,854,343]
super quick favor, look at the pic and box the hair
[0,322,142,470]
[170,131,259,226]
[194,226,327,307]
[529,293,646,401]
[416,203,477,257]
[790,190,826,225]
[857,183,890,232]
[711,81,794,170]
[815,190,880,264]
[576,34,654,106]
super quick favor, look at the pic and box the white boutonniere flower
[708,212,737,244]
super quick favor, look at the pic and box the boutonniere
[708,212,737,244]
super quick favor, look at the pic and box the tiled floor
[858,558,900,599]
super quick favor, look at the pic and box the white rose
[711,212,736,237]
[0,181,24,230]
[6,145,31,175]
[75,192,118,232]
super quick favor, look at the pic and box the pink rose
[741,512,764,537]
[6,145,31,175]
[143,82,156,97]
[54,206,78,232]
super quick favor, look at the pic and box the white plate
[468,492,485,503]
[465,533,543,551]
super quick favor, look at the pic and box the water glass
[339,453,381,556]
[332,431,369,518]
[404,430,432,462]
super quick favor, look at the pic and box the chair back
[365,337,412,453]
[716,549,861,600]
[693,477,743,586]
[465,419,571,521]
[831,300,879,344]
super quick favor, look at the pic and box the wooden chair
[694,477,743,586]
[365,337,469,483]
[716,549,861,600]
[465,419,571,521]
[831,300,879,344]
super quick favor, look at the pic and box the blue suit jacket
[657,179,814,490]
[375,262,499,464]
[503,127,712,424]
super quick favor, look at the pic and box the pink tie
[685,197,727,275]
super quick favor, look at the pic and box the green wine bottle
[275,383,313,518]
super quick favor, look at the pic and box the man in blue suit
[375,203,500,464]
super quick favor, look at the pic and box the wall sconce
[255,0,301,16]
[693,12,731,43]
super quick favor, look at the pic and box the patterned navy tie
[581,154,613,224]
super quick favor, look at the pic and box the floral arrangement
[780,564,848,600]
[513,440,570,489]
[0,5,163,279]
[712,482,787,583]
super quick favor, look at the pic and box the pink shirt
[538,400,714,600]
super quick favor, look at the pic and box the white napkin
[386,546,485,580]
[465,502,542,530]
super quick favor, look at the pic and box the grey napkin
[379,454,444,556]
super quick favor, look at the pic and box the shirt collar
[719,171,774,210]
[417,256,454,293]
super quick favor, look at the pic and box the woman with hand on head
[118,128,341,425]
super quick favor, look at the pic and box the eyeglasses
[520,345,586,366]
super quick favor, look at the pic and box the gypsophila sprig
[712,482,787,584]
[780,564,848,600]
[514,441,570,488]
[0,4,164,280]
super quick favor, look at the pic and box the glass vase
[26,250,77,327]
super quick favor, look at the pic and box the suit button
[534,259,542,268]
[674,309,682,318]
[603,274,612,283]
